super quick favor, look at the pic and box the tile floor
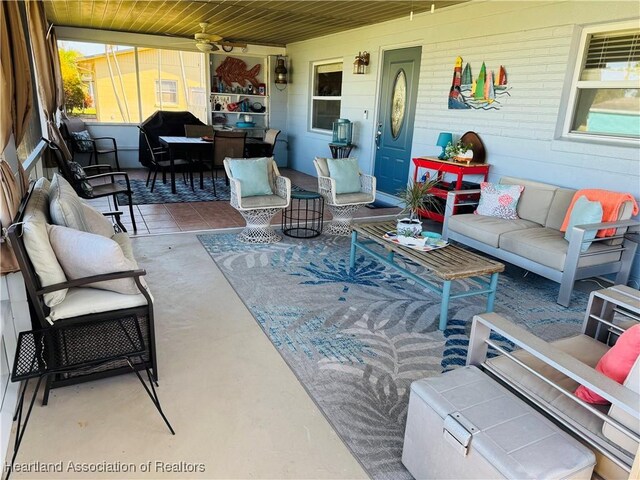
[89,167,403,235]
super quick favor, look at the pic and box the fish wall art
[215,57,262,88]
[448,56,511,110]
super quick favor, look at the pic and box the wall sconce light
[274,56,288,90]
[353,51,370,75]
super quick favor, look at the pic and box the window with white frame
[564,24,639,140]
[311,61,343,131]
[57,41,208,123]
[155,80,178,105]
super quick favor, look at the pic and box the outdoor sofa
[442,176,638,306]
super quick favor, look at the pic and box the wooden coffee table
[350,221,505,330]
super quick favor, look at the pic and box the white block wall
[285,0,640,284]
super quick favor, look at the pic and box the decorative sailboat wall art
[448,56,510,110]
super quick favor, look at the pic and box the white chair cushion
[314,157,330,177]
[22,178,68,307]
[49,174,114,238]
[47,287,150,323]
[334,192,375,206]
[47,224,144,295]
[240,194,288,209]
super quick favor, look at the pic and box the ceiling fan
[193,22,247,53]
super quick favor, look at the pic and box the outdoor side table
[8,316,174,478]
[282,190,324,238]
[329,143,355,159]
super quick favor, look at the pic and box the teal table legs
[439,281,452,331]
[349,230,357,269]
[350,232,501,332]
[486,272,499,312]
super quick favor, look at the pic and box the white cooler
[402,366,596,479]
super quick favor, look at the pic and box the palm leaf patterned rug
[198,233,588,479]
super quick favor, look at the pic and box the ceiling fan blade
[218,41,247,49]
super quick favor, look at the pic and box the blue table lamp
[436,132,453,159]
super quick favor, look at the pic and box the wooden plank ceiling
[44,1,464,46]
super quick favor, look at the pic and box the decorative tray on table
[382,231,449,251]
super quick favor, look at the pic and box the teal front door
[374,47,422,196]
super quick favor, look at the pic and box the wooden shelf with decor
[412,157,490,222]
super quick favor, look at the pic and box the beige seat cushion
[22,178,68,307]
[447,214,540,247]
[499,227,623,271]
[47,225,144,295]
[47,287,149,323]
[335,192,374,205]
[49,174,114,238]
[112,232,134,262]
[486,335,633,455]
[240,194,288,209]
[603,356,640,455]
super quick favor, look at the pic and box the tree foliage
[59,48,92,113]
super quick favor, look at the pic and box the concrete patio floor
[7,232,369,479]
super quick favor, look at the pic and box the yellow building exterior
[78,47,207,123]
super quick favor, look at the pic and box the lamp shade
[436,132,453,148]
[436,132,453,159]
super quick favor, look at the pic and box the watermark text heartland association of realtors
[4,460,206,474]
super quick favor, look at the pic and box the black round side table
[282,191,324,238]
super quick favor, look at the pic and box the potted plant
[444,140,474,163]
[396,177,441,238]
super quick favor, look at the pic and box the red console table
[412,157,490,222]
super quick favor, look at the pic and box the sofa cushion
[46,287,149,323]
[576,325,640,404]
[447,214,540,247]
[564,196,603,252]
[500,177,558,225]
[49,174,114,238]
[499,227,623,271]
[545,188,577,230]
[22,178,68,307]
[112,232,134,262]
[603,355,640,456]
[47,225,143,295]
[476,182,524,219]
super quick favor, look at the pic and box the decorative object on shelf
[332,118,353,145]
[258,83,266,95]
[396,177,440,236]
[274,56,288,89]
[211,94,231,111]
[436,132,453,159]
[250,102,265,113]
[215,56,261,88]
[353,51,370,74]
[460,131,486,163]
[444,139,474,163]
[448,56,510,110]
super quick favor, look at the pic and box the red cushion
[575,324,640,404]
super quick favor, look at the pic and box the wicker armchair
[224,157,290,243]
[313,157,376,235]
